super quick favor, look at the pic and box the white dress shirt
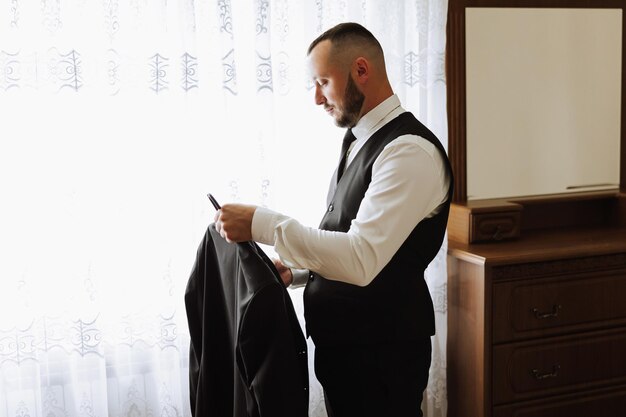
[251,94,449,287]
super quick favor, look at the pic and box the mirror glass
[465,8,622,200]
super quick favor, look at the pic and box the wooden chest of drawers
[447,227,626,417]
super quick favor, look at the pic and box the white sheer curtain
[0,1,448,416]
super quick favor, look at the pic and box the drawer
[492,329,626,404]
[470,211,521,242]
[447,202,522,243]
[493,385,626,417]
[493,270,626,343]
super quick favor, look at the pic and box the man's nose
[314,85,325,106]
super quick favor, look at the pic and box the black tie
[337,129,357,182]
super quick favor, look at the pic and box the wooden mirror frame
[446,0,626,203]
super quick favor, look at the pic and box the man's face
[307,41,365,128]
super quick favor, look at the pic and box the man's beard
[335,73,365,128]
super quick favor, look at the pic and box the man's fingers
[214,209,227,238]
[216,222,225,239]
[272,258,292,287]
[211,204,255,243]
[215,218,234,242]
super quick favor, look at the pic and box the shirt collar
[352,94,401,141]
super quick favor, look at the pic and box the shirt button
[328,204,334,212]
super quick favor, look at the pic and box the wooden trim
[619,0,626,196]
[446,0,467,202]
[464,0,624,6]
[447,255,487,417]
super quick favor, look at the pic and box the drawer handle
[532,304,562,319]
[531,364,561,380]
[492,225,503,241]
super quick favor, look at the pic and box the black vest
[303,112,453,347]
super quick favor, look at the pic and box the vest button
[328,204,334,212]
[309,273,314,281]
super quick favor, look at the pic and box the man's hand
[273,258,293,287]
[214,204,257,243]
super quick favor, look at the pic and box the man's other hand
[273,258,293,287]
[214,204,257,243]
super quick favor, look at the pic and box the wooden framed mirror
[446,0,626,243]
[446,5,626,416]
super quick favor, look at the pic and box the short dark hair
[307,22,383,56]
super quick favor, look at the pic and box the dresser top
[448,226,626,266]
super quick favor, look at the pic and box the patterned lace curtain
[0,1,448,416]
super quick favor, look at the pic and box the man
[215,22,452,417]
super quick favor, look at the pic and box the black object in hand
[207,193,221,210]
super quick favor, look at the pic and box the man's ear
[354,57,369,83]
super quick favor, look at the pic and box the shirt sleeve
[251,134,449,287]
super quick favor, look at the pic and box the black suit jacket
[185,224,309,417]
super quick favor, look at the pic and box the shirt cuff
[251,206,282,246]
[290,268,309,289]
